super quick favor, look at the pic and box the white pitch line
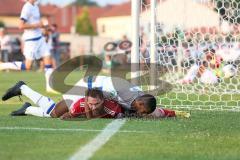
[0,127,102,132]
[69,119,126,160]
[0,125,148,133]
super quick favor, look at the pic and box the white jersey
[63,76,144,110]
[200,69,218,84]
[20,1,42,41]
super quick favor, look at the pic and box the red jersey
[70,98,124,118]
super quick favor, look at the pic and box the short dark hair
[138,94,156,113]
[85,88,104,100]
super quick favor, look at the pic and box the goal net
[135,0,240,111]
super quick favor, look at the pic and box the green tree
[0,21,5,28]
[75,7,95,35]
[214,0,240,24]
[74,0,98,6]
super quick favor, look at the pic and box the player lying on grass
[63,75,189,118]
[63,76,157,115]
[2,82,124,119]
[2,81,190,119]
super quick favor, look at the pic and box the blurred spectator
[140,32,150,65]
[103,54,112,73]
[10,37,23,61]
[51,24,60,67]
[42,26,53,50]
[0,27,11,62]
[121,34,128,41]
[39,26,53,71]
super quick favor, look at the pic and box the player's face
[132,100,149,114]
[86,96,104,110]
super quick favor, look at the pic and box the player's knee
[43,56,52,65]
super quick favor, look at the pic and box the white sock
[20,85,55,114]
[20,85,42,104]
[0,61,25,70]
[25,106,44,117]
[44,66,54,91]
[25,106,50,117]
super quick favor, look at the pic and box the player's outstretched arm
[60,112,74,120]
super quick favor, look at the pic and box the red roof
[40,4,60,17]
[0,0,24,16]
[98,0,157,18]
[47,5,109,33]
[100,2,131,17]
[47,5,82,33]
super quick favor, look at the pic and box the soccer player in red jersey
[59,89,124,120]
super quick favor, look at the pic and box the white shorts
[39,97,56,117]
[23,37,51,60]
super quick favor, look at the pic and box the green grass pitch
[0,72,240,160]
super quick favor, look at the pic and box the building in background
[97,0,231,39]
[97,2,131,39]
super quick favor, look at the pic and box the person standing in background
[0,27,11,62]
[18,0,56,93]
[51,24,60,67]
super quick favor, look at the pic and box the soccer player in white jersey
[0,0,55,93]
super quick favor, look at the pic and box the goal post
[131,0,140,85]
[131,0,240,111]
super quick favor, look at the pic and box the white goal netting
[138,0,240,111]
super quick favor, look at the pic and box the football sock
[25,106,51,117]
[20,85,55,114]
[25,106,44,117]
[44,65,54,91]
[20,85,42,104]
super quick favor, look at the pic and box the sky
[40,0,129,7]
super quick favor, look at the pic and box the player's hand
[41,19,49,27]
[84,104,93,119]
[91,100,105,117]
[60,112,73,120]
[92,100,104,111]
